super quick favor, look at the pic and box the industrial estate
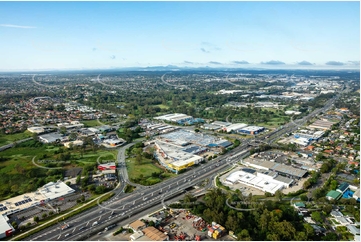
[0,68,359,242]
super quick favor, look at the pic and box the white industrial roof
[225,170,284,194]
[154,113,190,121]
[0,215,13,235]
[39,181,75,201]
[225,123,248,131]
[240,126,264,131]
[27,127,45,133]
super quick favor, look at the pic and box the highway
[22,88,344,241]
[26,149,244,241]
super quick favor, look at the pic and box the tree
[330,180,338,190]
[311,211,322,223]
[322,232,338,241]
[95,185,106,194]
[11,221,18,229]
[76,174,81,185]
[322,204,333,214]
[33,216,39,223]
[300,194,308,201]
[274,190,283,202]
[69,132,77,141]
[237,229,252,241]
[59,126,67,135]
[303,223,314,238]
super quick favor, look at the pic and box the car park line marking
[57,235,61,239]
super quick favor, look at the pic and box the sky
[0,1,360,71]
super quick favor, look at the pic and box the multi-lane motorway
[22,89,343,241]
[26,147,246,241]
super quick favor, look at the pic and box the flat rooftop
[0,181,75,216]
[158,129,228,147]
[245,159,307,178]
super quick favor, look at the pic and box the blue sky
[0,1,359,70]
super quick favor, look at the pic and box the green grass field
[82,120,101,127]
[0,131,32,146]
[0,140,120,200]
[126,157,162,179]
[156,104,170,109]
[126,157,177,185]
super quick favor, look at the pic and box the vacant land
[82,120,101,127]
[0,140,118,200]
[126,157,176,185]
[0,131,32,146]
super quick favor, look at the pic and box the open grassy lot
[156,104,170,109]
[127,157,162,178]
[126,157,176,185]
[82,120,101,127]
[0,131,32,146]
[71,150,117,164]
[0,140,118,200]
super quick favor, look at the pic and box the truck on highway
[61,223,70,230]
[104,224,117,231]
[92,221,98,227]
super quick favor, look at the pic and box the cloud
[297,61,313,65]
[184,61,193,64]
[92,48,97,51]
[0,24,36,29]
[201,42,211,46]
[348,61,360,65]
[261,60,285,65]
[110,55,116,60]
[208,61,222,65]
[200,42,221,52]
[325,61,344,66]
[200,48,210,53]
[233,60,249,64]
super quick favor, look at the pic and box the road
[20,87,344,241]
[25,145,248,241]
[0,137,33,152]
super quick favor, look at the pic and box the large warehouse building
[0,181,75,239]
[154,141,204,173]
[223,123,248,133]
[242,159,307,179]
[238,126,265,135]
[225,169,293,194]
[0,215,14,239]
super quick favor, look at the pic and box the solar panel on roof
[28,198,32,202]
[0,208,3,211]
[0,204,3,206]
[3,207,7,210]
